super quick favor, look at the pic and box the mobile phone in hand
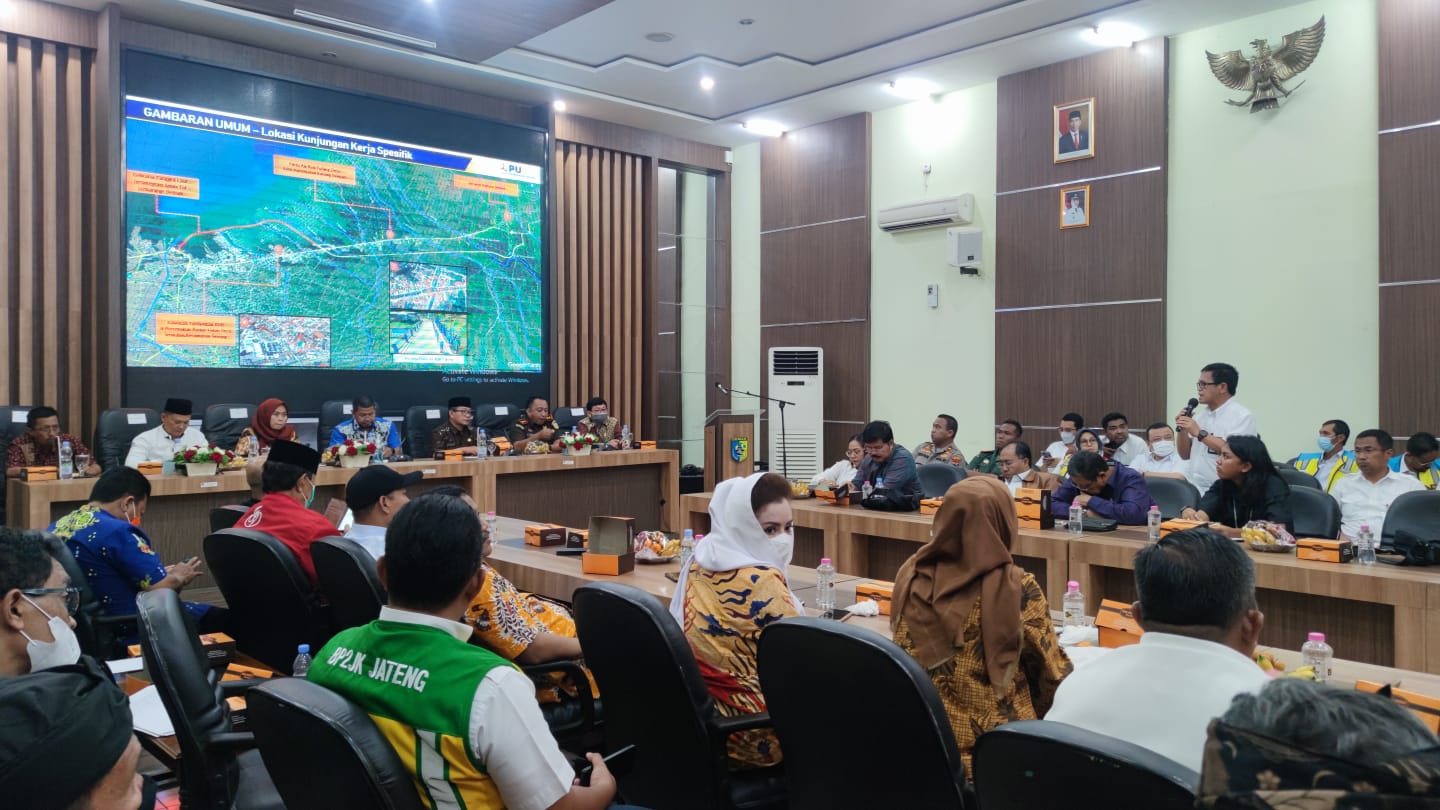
[578,744,636,786]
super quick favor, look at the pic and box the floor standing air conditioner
[766,347,824,480]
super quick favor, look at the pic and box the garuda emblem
[1206,16,1325,113]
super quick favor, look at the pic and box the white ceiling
[56,0,1307,146]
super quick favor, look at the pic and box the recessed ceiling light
[553,100,567,112]
[738,18,754,26]
[886,77,940,100]
[1085,21,1142,48]
[742,119,785,138]
[699,76,715,91]
[645,32,674,43]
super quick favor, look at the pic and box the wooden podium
[704,411,758,491]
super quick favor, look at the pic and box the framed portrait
[1053,98,1095,163]
[1059,184,1090,230]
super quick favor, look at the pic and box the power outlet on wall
[926,283,939,308]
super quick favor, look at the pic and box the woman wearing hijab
[892,477,1071,771]
[1182,435,1294,536]
[241,398,296,454]
[1055,428,1105,478]
[671,472,800,769]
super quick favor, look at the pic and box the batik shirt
[464,565,598,702]
[7,433,91,469]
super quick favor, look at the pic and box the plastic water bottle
[477,429,488,460]
[483,510,498,538]
[679,529,695,571]
[621,424,632,448]
[1062,581,1085,628]
[1147,505,1162,541]
[815,558,836,614]
[1068,500,1084,535]
[1357,524,1377,566]
[1301,632,1333,683]
[58,440,73,479]
[862,481,874,501]
[292,643,312,678]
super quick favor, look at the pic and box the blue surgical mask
[1318,436,1334,453]
[1059,431,1076,445]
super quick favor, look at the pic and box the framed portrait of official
[1059,184,1090,229]
[1053,98,1095,163]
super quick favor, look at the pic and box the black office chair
[137,589,284,810]
[0,405,36,523]
[475,403,518,435]
[210,505,250,533]
[918,463,965,499]
[313,536,386,632]
[1278,466,1322,491]
[972,720,1199,810]
[1145,475,1201,519]
[1381,490,1440,550]
[50,538,134,659]
[203,528,333,674]
[317,400,352,451]
[555,406,587,430]
[402,405,446,459]
[248,677,425,810]
[202,403,257,451]
[573,582,786,810]
[757,618,968,809]
[92,407,160,470]
[1288,485,1341,538]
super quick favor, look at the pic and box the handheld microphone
[1183,398,1198,417]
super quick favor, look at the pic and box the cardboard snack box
[1357,680,1440,733]
[1014,488,1054,530]
[814,488,837,504]
[129,632,236,670]
[1096,599,1143,648]
[855,581,894,615]
[920,498,944,516]
[581,551,636,576]
[137,462,164,476]
[639,441,656,450]
[525,523,567,547]
[566,528,590,549]
[1160,518,1205,537]
[1296,538,1354,564]
[21,466,58,481]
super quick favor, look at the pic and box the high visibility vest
[1293,451,1357,492]
[1390,456,1439,490]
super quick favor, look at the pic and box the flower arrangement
[324,439,379,467]
[174,444,233,465]
[560,432,598,448]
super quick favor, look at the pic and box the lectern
[704,411,758,491]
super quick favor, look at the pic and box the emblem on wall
[1206,16,1325,113]
[730,438,749,463]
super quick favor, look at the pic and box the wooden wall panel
[1379,285,1440,436]
[1379,128,1440,285]
[1378,0,1440,130]
[557,114,729,172]
[760,113,871,232]
[759,220,870,323]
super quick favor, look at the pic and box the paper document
[129,685,176,737]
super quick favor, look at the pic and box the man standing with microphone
[1175,362,1258,492]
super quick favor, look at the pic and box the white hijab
[669,472,802,624]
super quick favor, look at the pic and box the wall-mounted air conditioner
[877,194,974,232]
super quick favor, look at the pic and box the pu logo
[730,438,748,463]
[242,508,263,529]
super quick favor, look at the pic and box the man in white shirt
[1175,362,1258,492]
[342,465,423,559]
[1391,432,1440,490]
[1128,422,1189,479]
[1331,428,1424,542]
[1101,412,1148,465]
[1040,412,1083,474]
[999,441,1059,495]
[1045,528,1269,773]
[124,398,207,468]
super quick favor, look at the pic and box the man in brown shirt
[1000,441,1060,495]
[577,397,624,449]
[5,406,100,478]
[430,396,479,456]
[508,396,563,455]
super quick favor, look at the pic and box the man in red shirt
[235,440,339,583]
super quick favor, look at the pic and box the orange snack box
[21,466,58,481]
[1160,518,1205,537]
[920,498,944,516]
[1014,488,1054,530]
[1296,538,1354,564]
[1357,680,1440,733]
[137,461,164,475]
[524,523,567,547]
[639,441,657,450]
[814,488,838,504]
[855,581,894,615]
[1096,599,1143,648]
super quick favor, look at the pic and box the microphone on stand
[1183,397,1199,417]
[715,382,729,394]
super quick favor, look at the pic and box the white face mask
[1151,440,1176,459]
[769,532,795,569]
[1059,431,1076,445]
[20,595,81,671]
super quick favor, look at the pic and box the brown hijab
[251,398,296,448]
[892,476,1024,697]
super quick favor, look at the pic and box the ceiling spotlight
[699,76,715,91]
[886,77,940,100]
[1085,21,1142,48]
[738,18,754,26]
[742,119,785,138]
[553,100,567,112]
[645,32,674,43]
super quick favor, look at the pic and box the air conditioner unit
[766,347,824,480]
[877,194,974,232]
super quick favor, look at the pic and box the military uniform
[430,422,477,454]
[914,442,967,467]
[508,418,560,454]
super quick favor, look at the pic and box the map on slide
[123,97,545,373]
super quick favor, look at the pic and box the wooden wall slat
[15,38,36,405]
[65,47,85,431]
[0,38,13,385]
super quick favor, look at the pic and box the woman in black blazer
[1182,435,1294,536]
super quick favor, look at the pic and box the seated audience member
[892,477,1070,771]
[1052,451,1156,525]
[999,441,1060,495]
[0,529,80,675]
[307,493,617,809]
[1046,528,1268,773]
[1201,678,1440,805]
[49,468,222,640]
[5,406,100,478]
[125,398,205,468]
[241,458,264,506]
[969,420,1023,477]
[1390,431,1440,490]
[236,398,296,456]
[1101,412,1148,465]
[671,473,800,768]
[810,434,863,488]
[1331,429,1423,542]
[577,397,624,449]
[343,466,422,560]
[1291,419,1357,493]
[235,440,341,584]
[1040,412,1084,474]
[1176,362,1258,494]
[431,396,480,456]
[1183,436,1294,535]
[914,414,968,468]
[1055,429,1105,478]
[852,420,924,511]
[0,658,150,809]
[330,395,402,459]
[508,396,563,455]
[1128,422,1189,480]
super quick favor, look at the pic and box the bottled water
[1068,501,1084,535]
[1357,524,1376,566]
[1301,632,1333,683]
[621,424,632,448]
[1062,581,1085,628]
[292,643,312,678]
[483,510,498,540]
[477,429,488,460]
[58,440,73,480]
[861,481,874,501]
[679,529,695,571]
[1147,505,1162,541]
[815,557,836,614]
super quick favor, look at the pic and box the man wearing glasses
[1175,362,1257,492]
[0,528,82,675]
[431,396,481,456]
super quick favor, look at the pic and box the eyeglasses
[22,587,81,617]
[452,408,474,416]
[1195,381,1221,390]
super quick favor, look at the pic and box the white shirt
[1312,452,1349,490]
[1045,632,1270,773]
[1110,434,1148,465]
[124,424,208,468]
[376,607,573,810]
[1005,468,1045,495]
[810,458,857,487]
[1129,450,1186,476]
[344,523,388,560]
[1188,398,1258,492]
[1330,471,1424,539]
[1041,440,1072,472]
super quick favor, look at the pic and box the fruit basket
[789,480,813,499]
[635,530,681,563]
[1242,521,1296,553]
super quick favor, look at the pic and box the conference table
[680,492,1440,674]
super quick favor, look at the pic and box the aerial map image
[123,97,545,374]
